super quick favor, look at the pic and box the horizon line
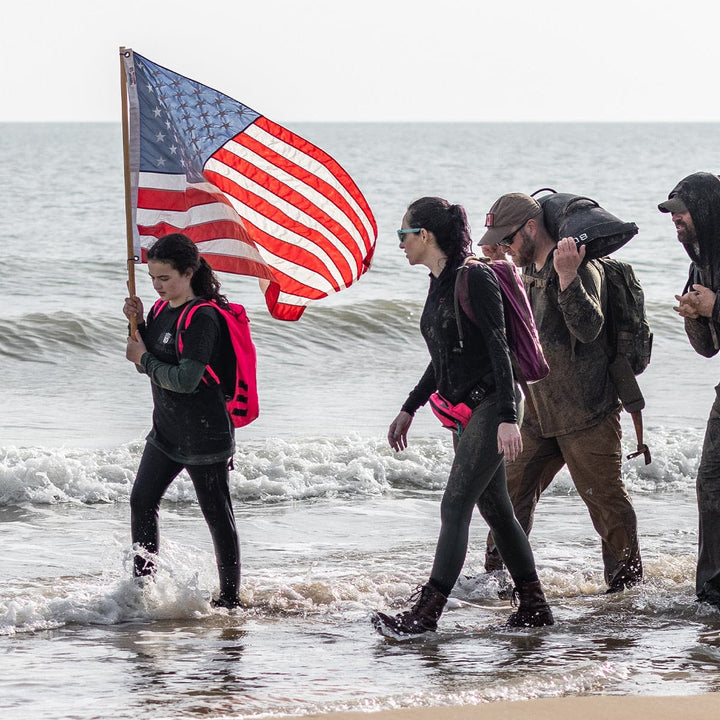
[1,118,720,125]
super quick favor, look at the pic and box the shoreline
[278,694,718,720]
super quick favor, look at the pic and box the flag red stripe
[137,215,253,247]
[267,301,306,322]
[138,213,332,298]
[230,131,373,264]
[139,176,347,292]
[137,185,228,211]
[239,218,333,299]
[209,146,360,277]
[138,239,274,280]
[255,117,377,246]
[137,220,275,282]
[206,164,350,289]
[197,253,277,279]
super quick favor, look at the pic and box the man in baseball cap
[482,191,643,594]
[480,192,543,248]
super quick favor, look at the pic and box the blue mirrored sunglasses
[397,228,422,242]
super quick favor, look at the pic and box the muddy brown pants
[485,409,642,590]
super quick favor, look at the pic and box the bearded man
[661,172,720,607]
[481,193,643,593]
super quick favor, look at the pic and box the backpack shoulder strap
[453,257,530,389]
[453,257,484,349]
[174,300,217,364]
[180,299,214,325]
[148,299,168,323]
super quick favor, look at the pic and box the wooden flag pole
[120,46,138,336]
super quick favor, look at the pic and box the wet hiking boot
[697,580,720,609]
[212,563,241,609]
[606,578,641,594]
[211,594,242,610]
[506,579,554,628]
[606,564,643,594]
[372,583,448,638]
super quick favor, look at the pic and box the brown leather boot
[484,542,505,573]
[372,583,448,637]
[506,579,554,627]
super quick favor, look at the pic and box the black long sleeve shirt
[401,261,517,424]
[139,301,235,465]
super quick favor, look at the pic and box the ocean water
[2,122,720,719]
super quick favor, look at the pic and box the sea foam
[0,426,701,507]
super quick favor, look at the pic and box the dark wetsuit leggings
[429,389,537,597]
[130,442,240,596]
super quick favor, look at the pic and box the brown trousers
[485,409,642,589]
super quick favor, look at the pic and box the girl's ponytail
[191,257,228,308]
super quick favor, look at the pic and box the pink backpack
[455,258,549,385]
[151,299,259,428]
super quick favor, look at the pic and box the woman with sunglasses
[373,197,553,637]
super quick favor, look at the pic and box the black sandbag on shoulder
[532,188,638,259]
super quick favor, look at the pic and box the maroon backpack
[151,299,259,428]
[454,258,549,386]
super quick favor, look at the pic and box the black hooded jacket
[667,172,720,357]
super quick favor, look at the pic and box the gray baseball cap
[658,195,687,214]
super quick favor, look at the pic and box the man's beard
[676,221,697,246]
[675,222,701,262]
[510,232,534,268]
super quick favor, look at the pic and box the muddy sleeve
[140,354,208,392]
[557,263,604,344]
[684,316,720,358]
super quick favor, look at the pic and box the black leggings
[130,443,240,593]
[430,388,538,596]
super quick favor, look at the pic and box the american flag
[121,49,377,321]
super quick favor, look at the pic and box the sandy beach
[282,694,718,720]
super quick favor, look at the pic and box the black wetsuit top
[139,301,235,465]
[401,261,517,424]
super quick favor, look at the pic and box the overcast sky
[4,0,719,123]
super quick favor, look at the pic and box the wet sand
[282,694,718,720]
